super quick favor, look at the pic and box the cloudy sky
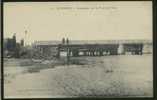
[4,1,152,44]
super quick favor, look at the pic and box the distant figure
[66,38,69,44]
[62,38,65,44]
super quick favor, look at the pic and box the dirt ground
[4,54,153,98]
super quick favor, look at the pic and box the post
[140,44,143,55]
[57,45,60,58]
[100,51,103,56]
[67,47,70,65]
[83,51,87,56]
[118,44,124,55]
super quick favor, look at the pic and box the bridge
[32,40,152,59]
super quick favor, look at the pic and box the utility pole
[24,30,28,46]
[66,38,70,65]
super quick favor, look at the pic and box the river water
[4,54,153,98]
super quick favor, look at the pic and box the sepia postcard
[2,1,153,99]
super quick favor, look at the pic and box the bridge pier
[88,51,91,56]
[110,49,118,55]
[89,51,92,56]
[69,50,72,56]
[86,52,88,56]
[57,46,60,58]
[118,44,125,55]
[66,48,70,64]
[142,43,152,54]
[123,44,143,55]
[91,51,94,56]
[94,51,96,56]
[72,50,79,57]
[83,51,87,56]
[89,51,91,56]
[107,50,110,55]
[97,51,100,56]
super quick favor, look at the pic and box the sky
[4,1,152,44]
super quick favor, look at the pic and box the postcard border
[1,0,156,100]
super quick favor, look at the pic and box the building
[3,34,24,58]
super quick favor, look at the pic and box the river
[4,54,153,98]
